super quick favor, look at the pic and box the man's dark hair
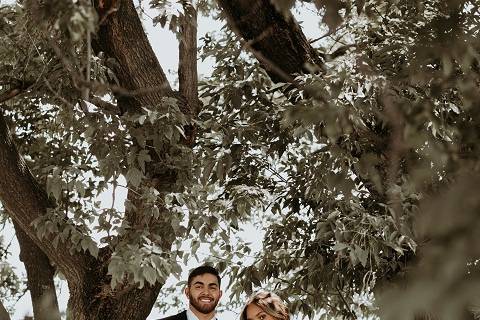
[187,265,221,287]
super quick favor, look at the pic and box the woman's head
[241,291,289,320]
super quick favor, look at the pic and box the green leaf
[201,160,215,186]
[52,235,60,249]
[137,150,152,173]
[126,167,143,187]
[88,241,99,258]
[314,0,344,32]
[143,266,157,286]
[354,245,368,267]
[80,238,89,252]
[74,180,86,197]
[191,240,200,256]
[332,242,349,251]
[47,177,62,200]
[215,159,225,182]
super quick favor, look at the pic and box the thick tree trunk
[13,221,60,320]
[59,0,194,318]
[93,0,173,112]
[1,0,192,316]
[216,0,324,82]
[66,276,162,320]
[5,0,193,320]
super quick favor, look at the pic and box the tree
[189,0,480,319]
[1,0,480,320]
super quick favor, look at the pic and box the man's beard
[190,295,219,314]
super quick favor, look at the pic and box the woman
[240,291,290,320]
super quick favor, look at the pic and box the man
[160,265,223,320]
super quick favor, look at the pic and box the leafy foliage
[0,224,25,313]
[183,0,480,319]
[1,0,480,319]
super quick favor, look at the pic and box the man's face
[185,273,222,314]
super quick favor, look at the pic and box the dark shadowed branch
[13,221,61,320]
[216,0,324,82]
[0,111,92,284]
[179,1,199,115]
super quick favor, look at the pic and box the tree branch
[216,0,325,82]
[0,110,91,284]
[0,80,34,104]
[88,96,120,115]
[13,220,61,320]
[179,1,199,115]
[92,0,174,113]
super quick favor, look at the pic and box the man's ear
[184,286,190,300]
[219,290,223,300]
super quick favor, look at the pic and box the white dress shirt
[187,308,217,320]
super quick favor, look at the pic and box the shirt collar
[187,308,217,320]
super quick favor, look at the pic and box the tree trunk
[13,221,60,320]
[66,275,162,320]
[93,0,173,112]
[59,0,194,318]
[0,111,91,284]
[179,2,198,114]
[1,0,193,316]
[216,0,324,82]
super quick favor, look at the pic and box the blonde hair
[240,291,290,320]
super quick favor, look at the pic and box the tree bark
[179,2,199,114]
[60,0,192,318]
[1,0,188,317]
[13,221,61,320]
[93,0,173,112]
[0,111,91,285]
[216,0,324,82]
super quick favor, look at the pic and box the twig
[383,90,405,228]
[0,81,34,104]
[80,30,92,114]
[43,79,76,109]
[0,87,23,104]
[89,96,120,115]
[76,79,171,97]
[335,284,356,319]
[277,277,317,296]
[309,24,347,44]
[250,156,288,184]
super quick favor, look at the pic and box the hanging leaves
[313,0,346,32]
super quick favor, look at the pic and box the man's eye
[260,315,266,320]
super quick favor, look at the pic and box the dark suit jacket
[159,310,188,320]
